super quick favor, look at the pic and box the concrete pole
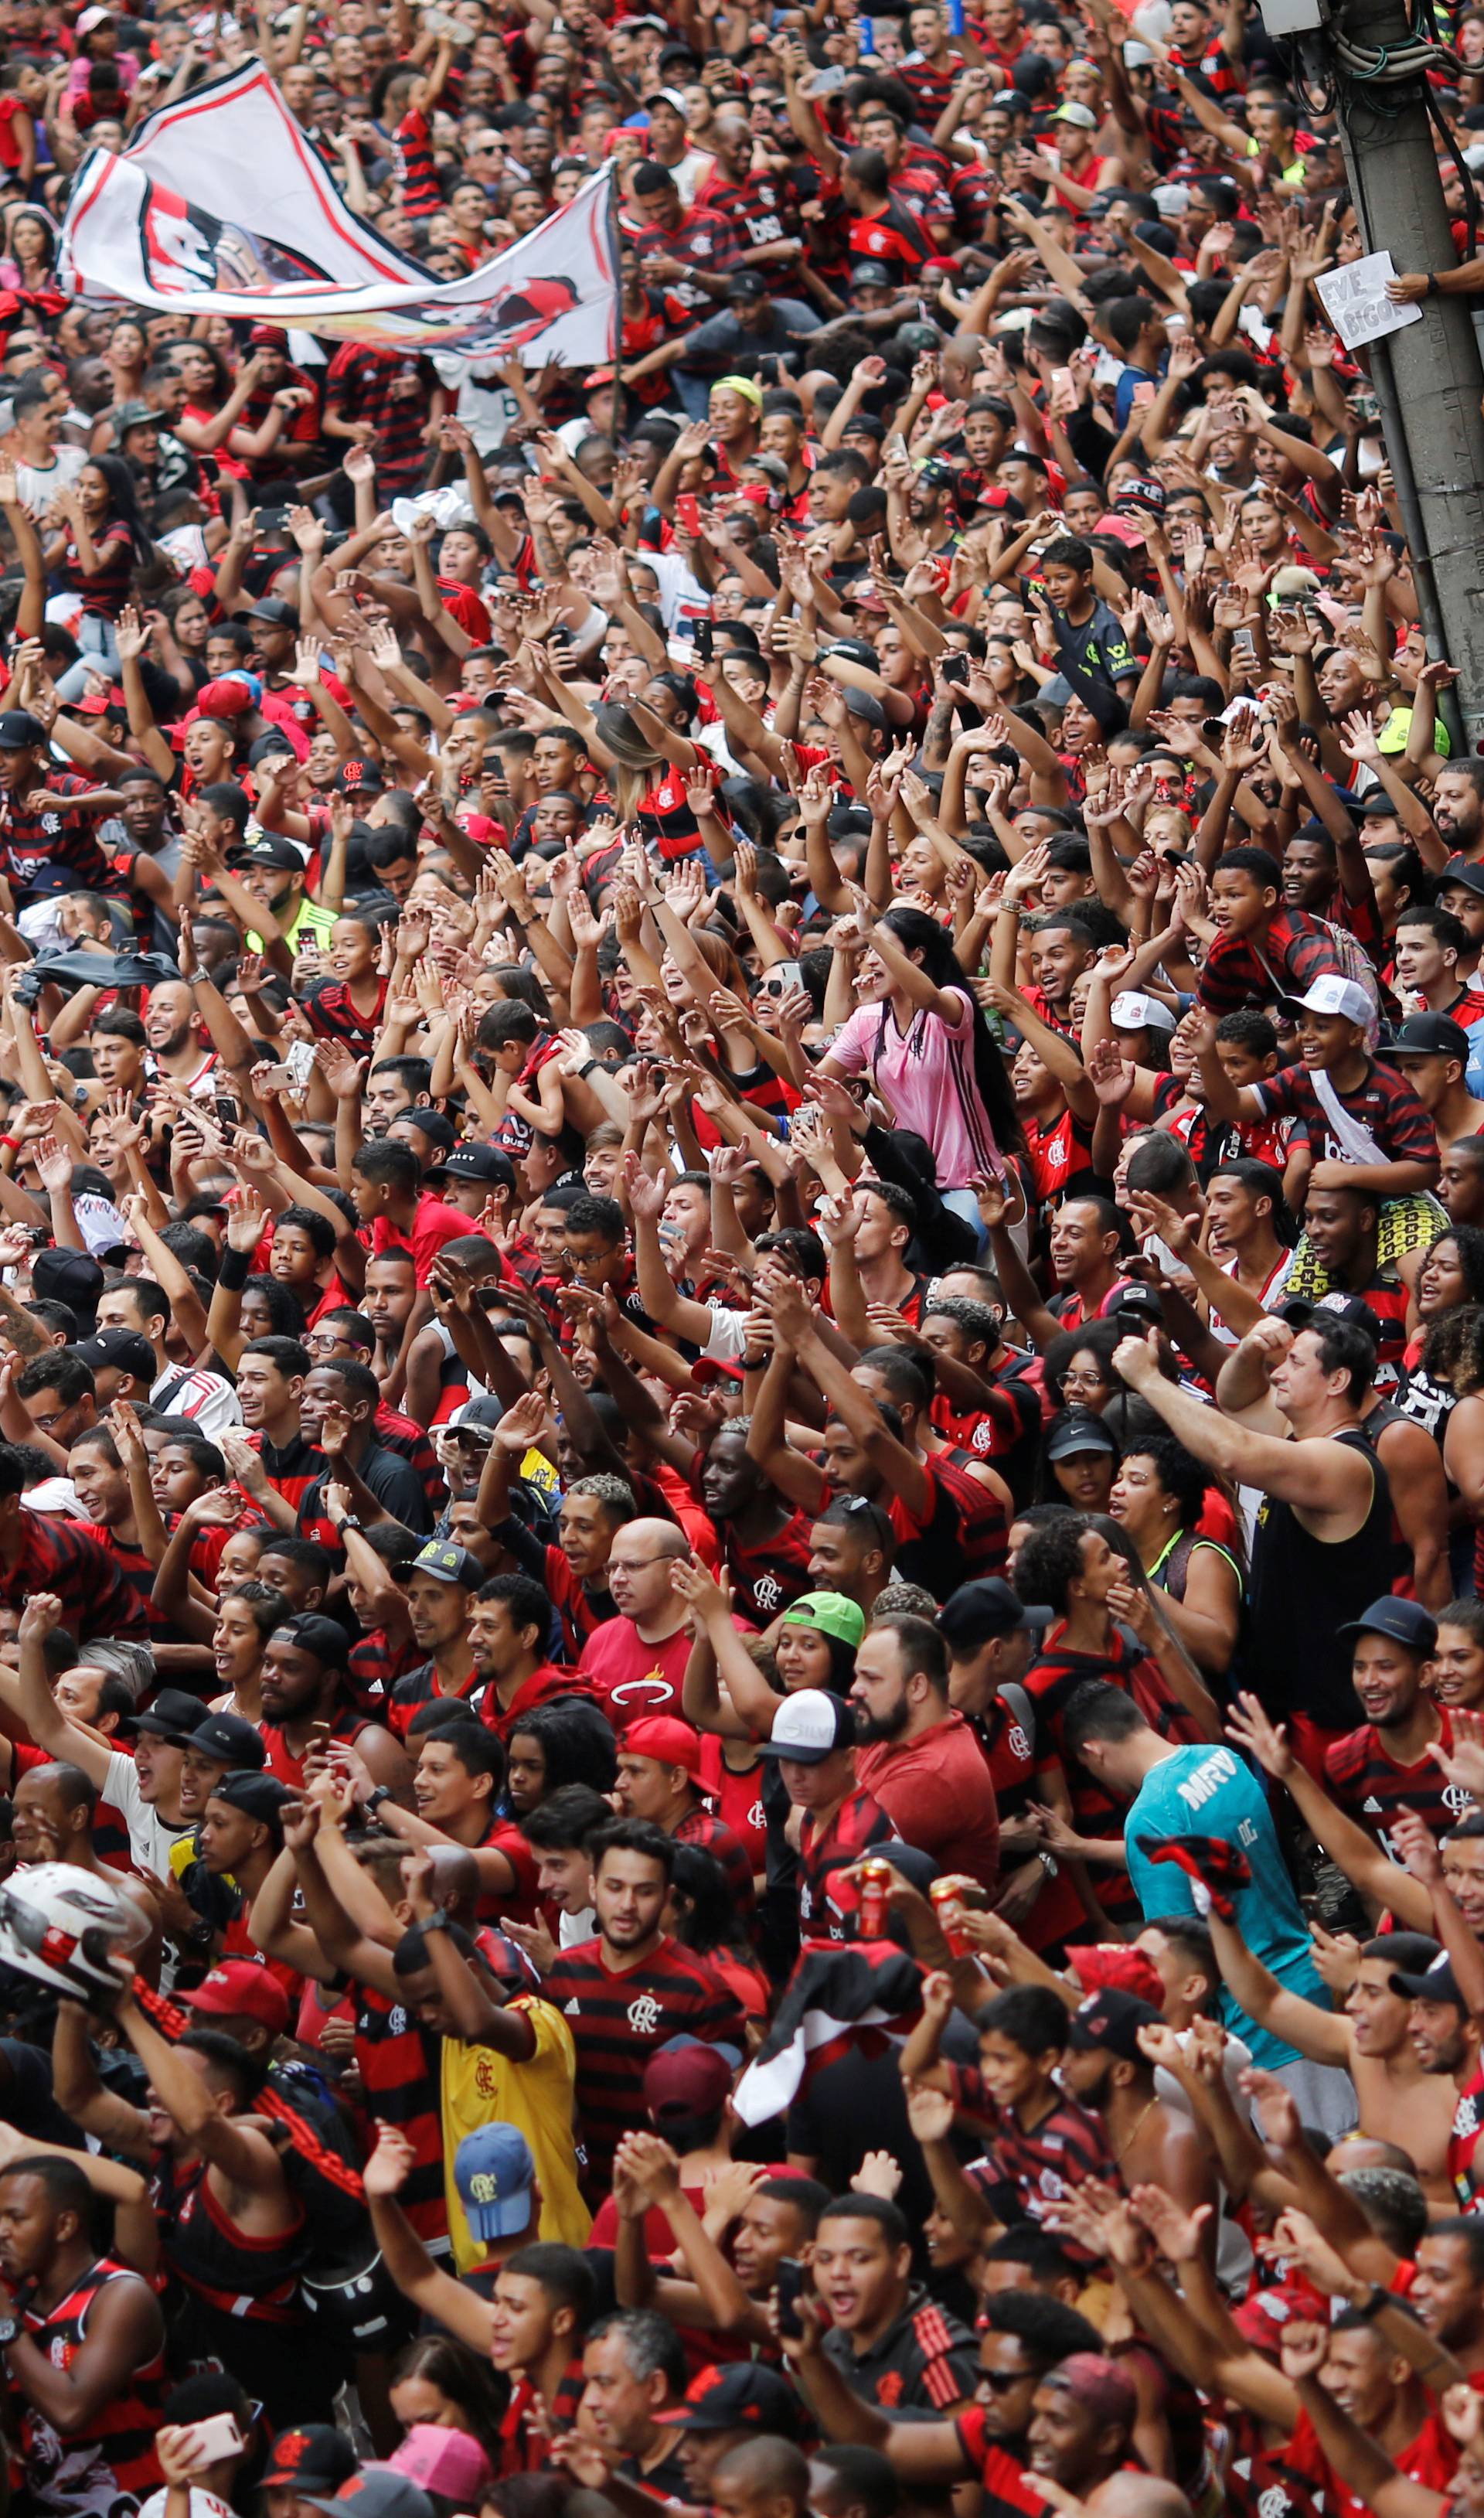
[1330,0,1484,750]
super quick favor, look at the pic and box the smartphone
[695,618,713,663]
[285,1038,316,1092]
[186,2415,245,2465]
[806,62,848,92]
[941,652,969,686]
[1050,365,1074,400]
[763,958,803,998]
[213,1093,240,1131]
[676,494,703,537]
[776,2258,807,2339]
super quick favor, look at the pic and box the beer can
[857,1857,893,1937]
[930,1874,981,1957]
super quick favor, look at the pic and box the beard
[854,1695,909,1745]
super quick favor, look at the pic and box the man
[391,1539,482,1733]
[522,1784,611,1956]
[1387,1013,1484,1153]
[471,1573,574,1743]
[350,1140,470,1290]
[229,1336,322,1521]
[1325,1596,1455,1856]
[577,1518,694,1729]
[811,2193,978,2412]
[1057,1990,1217,2220]
[189,1769,296,1981]
[295,1358,432,1539]
[1389,1945,1484,2213]
[0,1446,145,1641]
[937,1579,1079,1950]
[805,1498,894,1616]
[0,709,128,907]
[257,1613,410,1795]
[544,1818,746,2184]
[1062,1681,1355,2134]
[608,1709,747,1884]
[627,158,741,327]
[1115,1314,1395,1756]
[94,1276,240,1438]
[579,2309,692,2497]
[5,1600,190,1877]
[757,1690,893,1940]
[0,2152,167,2518]
[849,1616,1000,1890]
[359,1717,538,1922]
[653,2365,808,2505]
[1394,909,1484,1027]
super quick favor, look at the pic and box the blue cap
[454,2124,535,2242]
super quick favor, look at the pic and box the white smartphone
[184,2415,245,2464]
[285,1038,316,1092]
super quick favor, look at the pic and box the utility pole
[1311,0,1484,749]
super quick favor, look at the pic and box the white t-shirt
[104,1746,192,1879]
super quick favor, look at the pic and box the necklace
[1113,2094,1160,2162]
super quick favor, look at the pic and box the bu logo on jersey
[627,1993,662,2036]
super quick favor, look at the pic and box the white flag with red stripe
[60,56,619,360]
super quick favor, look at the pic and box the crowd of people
[0,0,1479,2515]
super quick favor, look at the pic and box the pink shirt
[828,986,1000,1190]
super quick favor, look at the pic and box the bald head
[714,2439,811,2517]
[605,1515,692,1620]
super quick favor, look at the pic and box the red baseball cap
[623,1715,703,1775]
[181,1960,290,2035]
[642,2038,733,2121]
[1067,1944,1165,2006]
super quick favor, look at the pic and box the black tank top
[1247,1424,1397,1730]
[155,2153,306,2325]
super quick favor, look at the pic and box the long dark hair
[509,1695,619,1801]
[87,451,149,563]
[877,904,1023,1160]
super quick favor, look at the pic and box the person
[848,1616,1001,1890]
[808,2193,978,2412]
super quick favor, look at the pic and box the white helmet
[0,1864,148,2003]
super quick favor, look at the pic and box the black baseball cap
[410,1539,486,1590]
[938,1578,1047,1649]
[1107,1282,1166,1329]
[133,1688,223,1742]
[246,596,300,628]
[399,1108,457,1155]
[1389,1013,1471,1061]
[71,1328,156,1385]
[1044,1408,1118,1462]
[1441,854,1484,900]
[434,1143,516,1188]
[334,757,386,796]
[1391,1947,1465,2009]
[1067,1989,1163,2060]
[170,1709,269,1769]
[1336,1596,1438,1654]
[1278,1291,1384,1344]
[0,710,45,749]
[233,833,305,873]
[727,271,768,302]
[655,2364,808,2436]
[262,2431,359,2495]
[207,1769,294,1835]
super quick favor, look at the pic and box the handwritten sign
[1315,252,1424,351]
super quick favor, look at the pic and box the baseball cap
[757,1689,855,1764]
[172,1710,269,1770]
[262,2431,359,2496]
[208,1770,294,1836]
[274,1610,349,1668]
[850,258,893,286]
[692,1358,746,1388]
[1441,854,1484,900]
[1280,975,1374,1028]
[727,271,768,302]
[938,1577,1044,1650]
[197,674,262,719]
[845,690,887,729]
[305,2470,437,2518]
[71,1327,156,1386]
[1391,1947,1465,2008]
[434,1143,516,1187]
[182,1960,291,2036]
[1389,1013,1470,1061]
[1107,1282,1166,1330]
[113,400,159,434]
[334,757,386,796]
[233,833,305,872]
[778,1591,866,1649]
[655,2364,808,2435]
[410,1538,486,1590]
[454,2121,536,2241]
[249,322,288,349]
[389,2431,492,2505]
[1055,98,1098,124]
[623,1715,703,1774]
[132,1688,226,1742]
[643,2036,733,2124]
[1067,1944,1166,2005]
[1278,1291,1384,1344]
[247,596,300,629]
[0,710,44,749]
[1336,1596,1438,1654]
[1044,1408,1118,1461]
[1111,990,1178,1033]
[399,1108,457,1157]
[1068,1989,1163,2060]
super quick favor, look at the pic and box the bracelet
[366,1785,392,1817]
[576,1059,598,1079]
[0,1136,18,1152]
[1426,274,1441,298]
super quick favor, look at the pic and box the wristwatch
[365,1785,393,1818]
[339,1514,362,1534]
[423,1908,451,1934]
[0,2315,21,2348]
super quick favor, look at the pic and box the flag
[731,1941,923,2126]
[60,56,620,362]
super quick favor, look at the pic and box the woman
[1111,1433,1244,1681]
[47,454,148,685]
[1044,1321,1124,1416]
[505,1695,619,1818]
[389,2336,507,2479]
[0,205,56,292]
[822,902,1022,1231]
[1039,1406,1119,1513]
[666,1840,770,2019]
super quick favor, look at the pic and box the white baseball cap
[1282,976,1374,1027]
[1111,990,1179,1033]
[757,1690,855,1765]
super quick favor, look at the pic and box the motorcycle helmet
[0,1865,148,2003]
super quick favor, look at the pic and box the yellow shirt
[441,1996,591,2270]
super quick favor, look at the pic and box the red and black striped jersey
[253,1429,324,1517]
[952,2070,1118,2262]
[498,2359,587,2475]
[18,2258,166,2501]
[353,1983,448,2245]
[544,1933,747,2179]
[154,2149,305,2323]
[389,1655,483,1738]
[1323,1709,1460,1857]
[953,2413,1061,2517]
[931,1449,1010,1578]
[819,2282,977,2411]
[797,1784,893,1938]
[718,1505,815,1624]
[1025,1621,1205,1923]
[348,1627,424,1715]
[0,1508,146,1640]
[673,1804,756,1913]
[324,343,438,491]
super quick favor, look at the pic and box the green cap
[779,1591,866,1649]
